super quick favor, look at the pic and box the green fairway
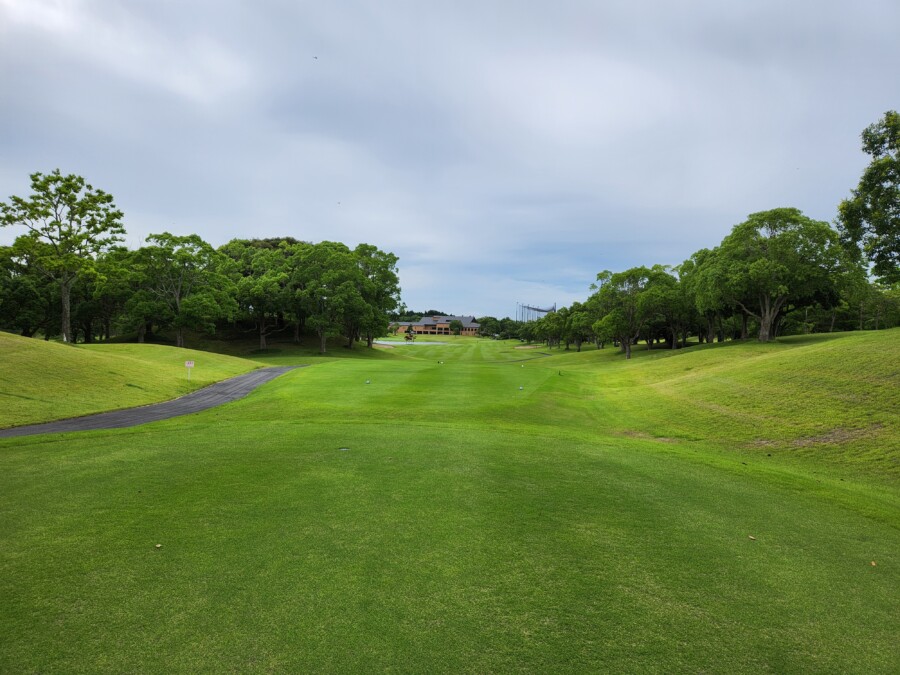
[1,331,898,672]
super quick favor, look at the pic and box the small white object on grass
[155,544,162,549]
[365,379,370,384]
[519,386,524,390]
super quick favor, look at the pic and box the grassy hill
[0,330,897,671]
[0,332,264,428]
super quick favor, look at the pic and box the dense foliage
[2,114,898,350]
[514,112,900,357]
[838,110,900,283]
[514,205,897,357]
[1,207,401,352]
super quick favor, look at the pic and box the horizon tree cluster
[1,113,898,353]
[0,176,401,353]
[476,113,900,357]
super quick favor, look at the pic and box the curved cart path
[0,366,303,439]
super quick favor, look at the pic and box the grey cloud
[2,0,898,316]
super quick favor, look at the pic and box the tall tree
[296,242,365,354]
[0,245,58,337]
[475,316,501,337]
[353,243,401,348]
[282,241,313,343]
[639,265,693,349]
[134,233,236,347]
[0,170,125,342]
[711,208,844,341]
[220,240,292,351]
[688,248,740,343]
[837,111,900,283]
[82,248,136,342]
[590,267,656,359]
[565,301,594,352]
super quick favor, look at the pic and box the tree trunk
[740,313,748,340]
[60,279,72,343]
[293,321,302,343]
[259,317,267,351]
[176,328,185,348]
[829,309,836,333]
[319,330,327,354]
[624,340,632,359]
[757,296,783,342]
[137,322,146,343]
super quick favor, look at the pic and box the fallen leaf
[748,535,756,541]
[871,561,877,567]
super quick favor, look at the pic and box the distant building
[391,315,480,336]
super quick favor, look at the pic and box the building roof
[416,315,479,327]
[391,315,480,328]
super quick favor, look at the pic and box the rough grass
[0,329,897,672]
[0,332,263,428]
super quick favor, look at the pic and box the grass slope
[0,330,897,672]
[0,332,263,428]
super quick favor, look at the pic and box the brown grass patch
[621,430,678,443]
[791,425,882,447]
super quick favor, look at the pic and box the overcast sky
[1,1,898,317]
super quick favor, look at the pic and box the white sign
[185,361,195,368]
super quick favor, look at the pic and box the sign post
[185,360,195,382]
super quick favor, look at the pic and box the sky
[1,0,898,318]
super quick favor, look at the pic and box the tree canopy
[838,110,900,283]
[702,209,844,341]
[0,170,125,342]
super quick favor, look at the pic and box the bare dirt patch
[621,430,678,443]
[791,425,882,447]
[749,424,884,449]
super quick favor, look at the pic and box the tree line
[2,112,897,354]
[0,172,400,352]
[475,112,899,357]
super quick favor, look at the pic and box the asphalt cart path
[0,366,302,439]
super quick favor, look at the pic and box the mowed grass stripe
[1,422,896,672]
[0,330,897,672]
